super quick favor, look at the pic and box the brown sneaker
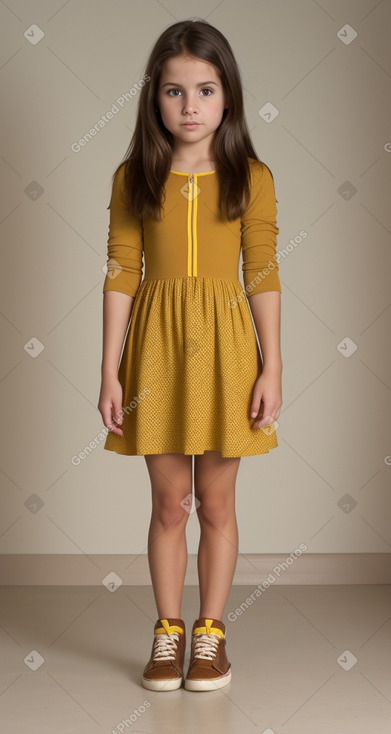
[142,618,186,691]
[184,617,231,691]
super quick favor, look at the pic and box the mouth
[182,122,200,127]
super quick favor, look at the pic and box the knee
[152,490,192,529]
[195,493,235,530]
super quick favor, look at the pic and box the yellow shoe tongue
[194,618,225,638]
[156,619,184,635]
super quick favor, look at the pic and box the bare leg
[144,452,192,619]
[194,450,241,620]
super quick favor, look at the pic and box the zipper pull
[189,173,194,183]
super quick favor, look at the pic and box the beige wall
[1,0,390,565]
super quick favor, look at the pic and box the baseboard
[1,553,390,585]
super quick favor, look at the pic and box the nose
[182,94,198,115]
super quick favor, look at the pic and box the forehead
[160,55,220,82]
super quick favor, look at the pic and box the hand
[97,375,124,436]
[250,367,282,429]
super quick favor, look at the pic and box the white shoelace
[152,633,180,661]
[192,633,220,660]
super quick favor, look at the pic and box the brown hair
[113,19,275,221]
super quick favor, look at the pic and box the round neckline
[170,169,216,176]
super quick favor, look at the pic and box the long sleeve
[102,163,144,298]
[241,161,281,296]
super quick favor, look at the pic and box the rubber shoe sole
[142,674,183,691]
[184,668,231,691]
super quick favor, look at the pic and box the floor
[0,584,390,733]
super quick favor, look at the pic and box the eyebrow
[160,81,219,88]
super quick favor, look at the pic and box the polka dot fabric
[104,276,278,458]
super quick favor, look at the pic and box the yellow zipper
[187,173,197,276]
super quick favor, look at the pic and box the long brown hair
[113,19,274,221]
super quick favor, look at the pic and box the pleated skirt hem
[103,435,278,459]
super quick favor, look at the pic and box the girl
[97,19,282,693]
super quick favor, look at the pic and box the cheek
[159,99,177,119]
[208,99,225,117]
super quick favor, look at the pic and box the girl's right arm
[98,162,144,435]
[97,290,134,436]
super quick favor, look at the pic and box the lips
[182,122,199,126]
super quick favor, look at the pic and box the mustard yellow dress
[102,157,282,458]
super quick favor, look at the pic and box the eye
[166,88,214,97]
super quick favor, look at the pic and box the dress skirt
[103,276,278,458]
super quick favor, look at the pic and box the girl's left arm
[247,290,282,429]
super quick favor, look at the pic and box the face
[157,54,227,146]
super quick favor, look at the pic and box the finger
[111,402,124,435]
[252,400,275,428]
[107,420,123,436]
[250,395,263,418]
[257,401,273,422]
[103,404,122,436]
[113,402,123,426]
[102,404,114,430]
[109,418,123,436]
